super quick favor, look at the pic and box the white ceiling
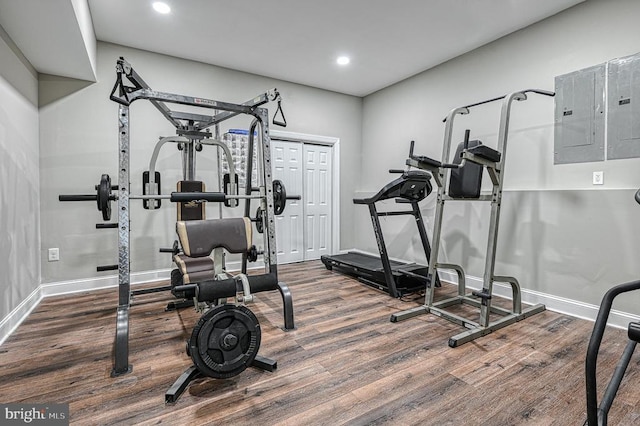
[1,0,585,97]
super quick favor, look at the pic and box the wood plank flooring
[1,260,639,425]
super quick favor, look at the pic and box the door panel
[271,141,304,263]
[304,144,332,260]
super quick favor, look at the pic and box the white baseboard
[0,286,42,346]
[39,268,173,297]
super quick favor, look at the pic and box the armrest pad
[467,145,501,163]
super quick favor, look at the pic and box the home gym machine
[585,187,640,425]
[390,89,553,347]
[59,57,295,384]
[321,169,441,297]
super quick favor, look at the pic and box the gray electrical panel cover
[554,64,605,164]
[607,53,640,160]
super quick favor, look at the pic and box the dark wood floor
[1,261,639,425]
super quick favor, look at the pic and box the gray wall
[0,26,40,320]
[5,0,640,323]
[39,42,362,283]
[360,0,640,313]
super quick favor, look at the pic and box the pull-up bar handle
[522,88,555,97]
[443,89,555,121]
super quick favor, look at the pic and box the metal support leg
[111,307,131,376]
[368,203,399,298]
[277,282,295,330]
[412,201,441,288]
[165,366,202,404]
[597,340,637,424]
[494,275,522,314]
[252,355,278,371]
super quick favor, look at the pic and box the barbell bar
[59,174,299,221]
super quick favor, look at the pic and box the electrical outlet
[593,171,604,185]
[48,248,60,262]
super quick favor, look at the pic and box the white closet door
[303,144,332,260]
[271,140,304,263]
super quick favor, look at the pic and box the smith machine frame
[109,57,285,376]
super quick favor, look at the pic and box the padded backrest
[176,217,252,257]
[448,139,483,199]
[177,180,205,221]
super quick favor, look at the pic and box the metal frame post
[255,108,279,275]
[112,104,132,376]
[478,91,526,327]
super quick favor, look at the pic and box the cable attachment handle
[272,94,287,127]
[109,69,130,106]
[109,57,143,106]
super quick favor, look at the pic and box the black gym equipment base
[165,355,277,404]
[321,252,431,297]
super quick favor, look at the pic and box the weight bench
[171,217,295,330]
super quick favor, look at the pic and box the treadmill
[321,170,440,297]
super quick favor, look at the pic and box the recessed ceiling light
[337,56,350,66]
[152,2,171,14]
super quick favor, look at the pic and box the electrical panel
[554,64,606,164]
[607,53,640,160]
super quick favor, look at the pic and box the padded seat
[173,254,215,284]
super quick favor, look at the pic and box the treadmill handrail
[353,171,432,205]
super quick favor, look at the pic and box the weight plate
[189,304,261,379]
[255,207,264,234]
[273,179,286,215]
[98,174,112,221]
[170,268,183,290]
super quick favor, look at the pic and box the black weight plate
[99,174,112,221]
[189,304,261,379]
[170,269,183,290]
[255,207,264,234]
[273,179,286,215]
